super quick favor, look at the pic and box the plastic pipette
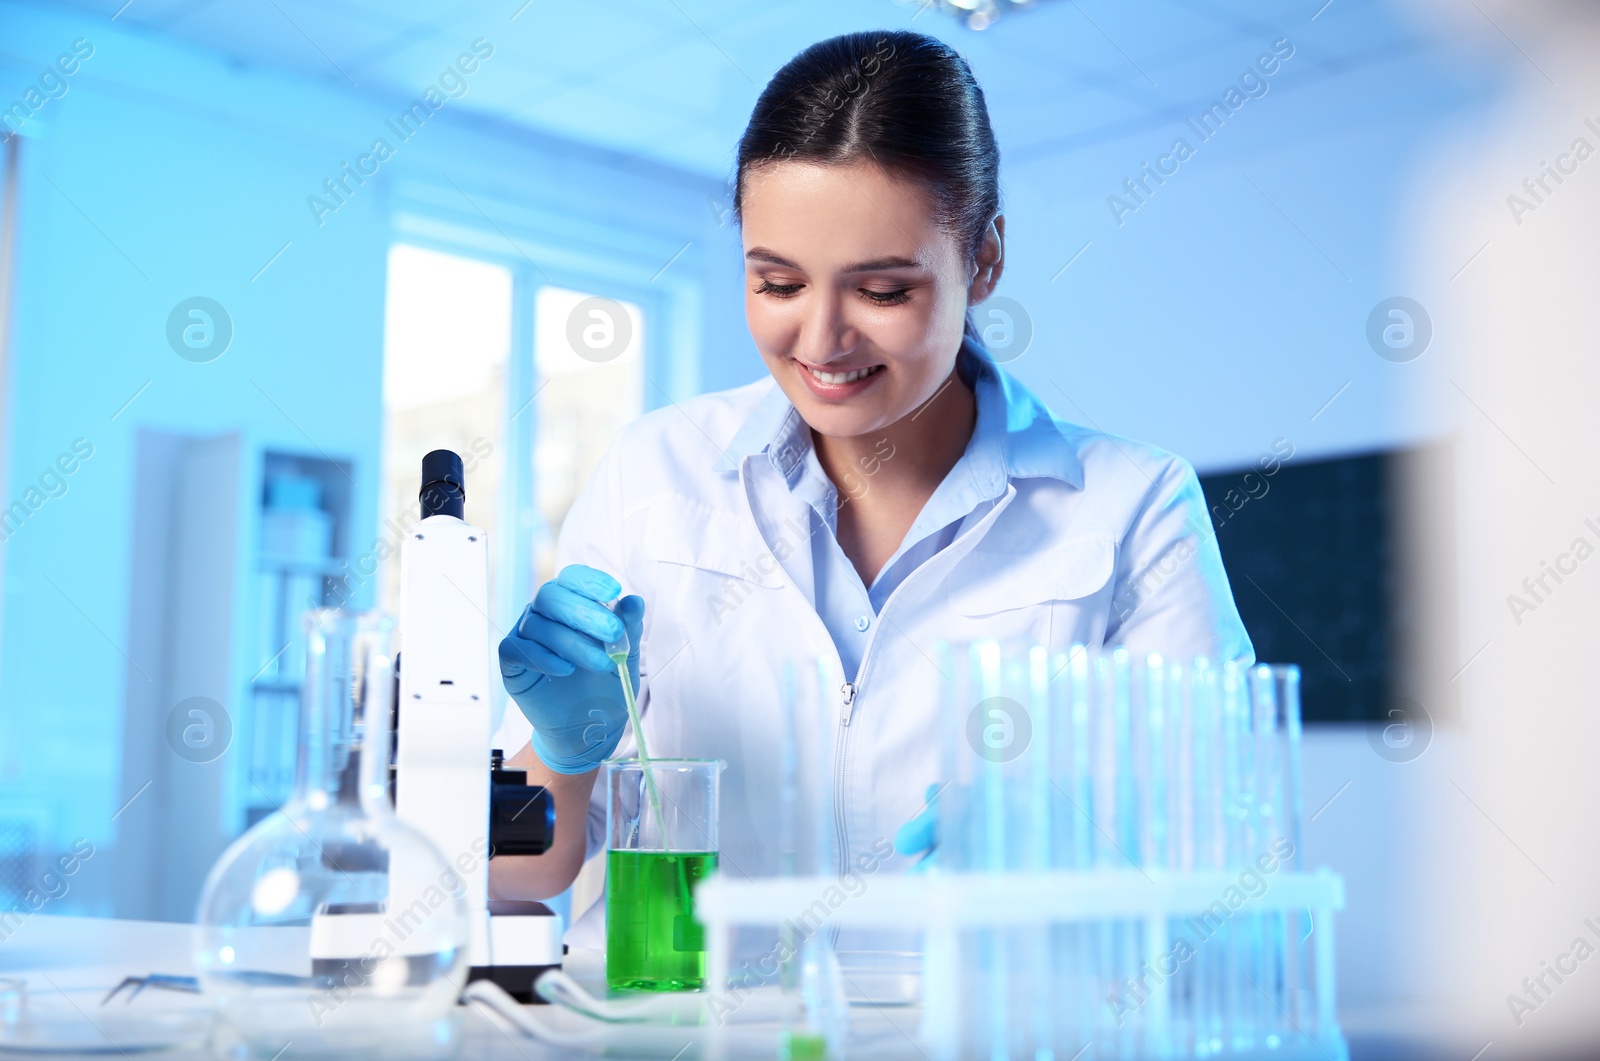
[604,611,667,845]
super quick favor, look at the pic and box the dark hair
[734,31,1001,344]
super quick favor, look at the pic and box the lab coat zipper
[735,463,1018,880]
[833,680,856,877]
[734,460,858,877]
[831,485,1019,876]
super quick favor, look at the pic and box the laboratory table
[3,917,1462,1059]
[0,915,929,1059]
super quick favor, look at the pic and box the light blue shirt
[724,348,1017,679]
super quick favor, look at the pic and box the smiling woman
[734,32,1004,582]
[490,31,1253,952]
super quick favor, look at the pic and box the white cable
[463,971,803,1053]
[533,968,801,1025]
[533,969,706,1023]
[463,979,608,1048]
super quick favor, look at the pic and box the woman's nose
[793,288,857,365]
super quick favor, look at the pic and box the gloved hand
[892,783,942,873]
[497,564,645,775]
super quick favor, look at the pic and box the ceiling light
[904,0,1048,30]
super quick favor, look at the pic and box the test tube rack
[698,867,1345,1060]
[697,646,1348,1060]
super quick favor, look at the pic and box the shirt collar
[721,381,808,478]
[716,341,1085,491]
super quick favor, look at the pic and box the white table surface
[0,916,925,1059]
[6,916,1459,1060]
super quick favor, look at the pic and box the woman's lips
[795,360,884,400]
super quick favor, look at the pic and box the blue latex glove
[497,564,645,775]
[893,783,942,873]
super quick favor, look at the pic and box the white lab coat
[556,367,1252,948]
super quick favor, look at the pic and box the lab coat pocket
[640,500,786,752]
[647,500,786,588]
[946,536,1116,617]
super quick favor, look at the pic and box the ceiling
[45,0,1439,177]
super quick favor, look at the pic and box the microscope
[390,449,563,1000]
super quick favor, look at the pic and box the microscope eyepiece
[420,449,465,520]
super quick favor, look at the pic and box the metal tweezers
[101,968,323,1004]
[100,975,200,1004]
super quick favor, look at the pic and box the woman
[490,30,1251,937]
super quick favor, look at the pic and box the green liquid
[606,849,718,991]
[779,1031,830,1061]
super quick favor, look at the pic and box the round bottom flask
[194,611,468,1060]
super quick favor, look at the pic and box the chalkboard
[1198,450,1394,724]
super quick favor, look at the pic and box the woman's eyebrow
[745,247,797,267]
[745,247,922,272]
[842,255,921,272]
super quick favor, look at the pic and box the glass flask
[194,610,468,1060]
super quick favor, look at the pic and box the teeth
[808,365,880,385]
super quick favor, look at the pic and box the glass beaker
[604,758,724,992]
[194,610,469,1060]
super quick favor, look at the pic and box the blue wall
[979,28,1491,473]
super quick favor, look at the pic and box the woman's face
[740,159,1000,440]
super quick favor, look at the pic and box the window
[381,258,649,600]
[532,285,645,581]
[380,244,513,614]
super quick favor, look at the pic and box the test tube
[1143,653,1169,872]
[974,640,1007,872]
[1110,648,1137,868]
[1025,645,1052,874]
[1270,665,1306,868]
[1247,665,1287,1047]
[1055,646,1096,1048]
[976,642,1013,1060]
[1266,664,1311,1040]
[932,641,968,1057]
[1189,659,1225,1054]
[1220,660,1249,1051]
[1144,654,1182,1056]
[1023,646,1057,1054]
[773,657,848,1056]
[1089,652,1116,870]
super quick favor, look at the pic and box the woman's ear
[967,214,1006,304]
